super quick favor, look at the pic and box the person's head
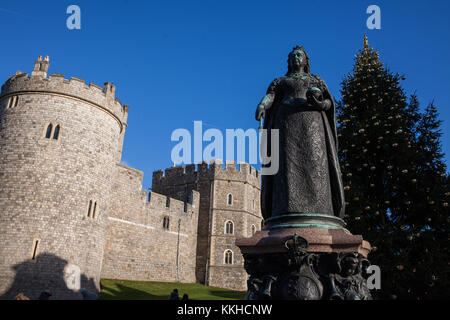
[38,291,52,300]
[173,289,178,293]
[14,293,29,300]
[287,46,310,74]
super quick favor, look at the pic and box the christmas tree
[337,36,449,300]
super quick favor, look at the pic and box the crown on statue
[291,45,306,53]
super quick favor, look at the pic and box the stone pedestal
[236,214,372,300]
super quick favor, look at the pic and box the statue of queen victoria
[236,44,372,301]
[255,46,345,226]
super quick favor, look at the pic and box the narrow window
[6,97,12,109]
[251,224,256,236]
[225,220,234,235]
[163,216,170,230]
[92,202,97,219]
[31,239,40,260]
[224,250,233,265]
[13,96,18,108]
[87,200,92,217]
[45,124,53,139]
[227,194,233,206]
[53,125,60,140]
[8,96,17,109]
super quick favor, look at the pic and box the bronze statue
[256,46,345,221]
[237,45,373,300]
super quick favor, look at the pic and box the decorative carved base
[237,230,373,300]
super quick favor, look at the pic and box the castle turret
[152,160,262,291]
[0,57,128,299]
[31,55,50,78]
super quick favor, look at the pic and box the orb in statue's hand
[306,87,323,106]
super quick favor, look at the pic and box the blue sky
[1,0,449,189]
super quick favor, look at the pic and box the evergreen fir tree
[337,36,449,300]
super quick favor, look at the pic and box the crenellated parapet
[148,190,200,218]
[0,56,131,298]
[152,160,261,190]
[0,57,128,132]
[112,163,199,226]
[103,164,201,284]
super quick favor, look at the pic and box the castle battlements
[152,160,261,189]
[113,163,199,224]
[147,190,199,216]
[0,57,128,131]
[0,56,259,298]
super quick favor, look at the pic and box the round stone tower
[0,56,128,299]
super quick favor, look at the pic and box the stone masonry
[0,56,127,299]
[152,160,262,291]
[101,164,200,283]
[0,57,262,299]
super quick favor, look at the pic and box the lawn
[99,279,247,300]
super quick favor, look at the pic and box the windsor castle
[0,57,262,299]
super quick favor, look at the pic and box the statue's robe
[261,73,345,220]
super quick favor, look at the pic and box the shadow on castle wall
[1,253,97,300]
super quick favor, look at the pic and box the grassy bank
[100,279,246,300]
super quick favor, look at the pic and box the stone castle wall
[152,162,214,284]
[0,65,127,299]
[207,178,262,291]
[152,161,262,291]
[101,164,199,283]
[0,57,263,299]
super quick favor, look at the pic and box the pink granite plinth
[236,227,371,258]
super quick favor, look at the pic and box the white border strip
[108,217,188,237]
